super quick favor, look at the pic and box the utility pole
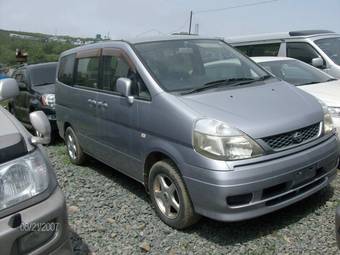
[188,11,193,35]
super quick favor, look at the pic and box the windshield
[315,37,340,65]
[134,39,269,92]
[258,59,333,86]
[30,64,57,86]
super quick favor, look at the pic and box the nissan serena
[56,36,339,229]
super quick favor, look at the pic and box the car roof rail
[289,30,335,37]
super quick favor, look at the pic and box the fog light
[18,225,56,253]
[227,193,253,206]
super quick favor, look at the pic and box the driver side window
[101,51,151,100]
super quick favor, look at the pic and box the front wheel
[65,127,86,165]
[149,160,200,229]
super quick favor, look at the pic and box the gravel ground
[46,143,340,255]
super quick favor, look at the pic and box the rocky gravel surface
[47,143,340,255]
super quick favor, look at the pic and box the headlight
[41,94,55,108]
[0,150,49,211]
[193,119,264,161]
[328,106,340,118]
[318,100,334,135]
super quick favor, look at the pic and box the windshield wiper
[182,76,271,95]
[34,82,54,86]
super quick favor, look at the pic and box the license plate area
[294,165,317,186]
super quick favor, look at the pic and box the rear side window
[58,54,75,85]
[236,43,280,57]
[287,42,323,65]
[75,57,99,88]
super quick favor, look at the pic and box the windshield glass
[258,59,332,86]
[134,39,269,92]
[315,37,340,65]
[30,64,57,86]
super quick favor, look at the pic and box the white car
[252,56,340,135]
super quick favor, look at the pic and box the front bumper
[0,187,72,255]
[183,135,339,222]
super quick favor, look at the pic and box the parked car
[228,30,340,78]
[252,56,340,136]
[9,62,58,141]
[0,78,72,254]
[56,36,339,229]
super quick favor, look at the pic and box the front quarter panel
[139,93,229,175]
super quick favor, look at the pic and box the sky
[0,0,339,39]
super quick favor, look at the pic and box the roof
[25,62,58,70]
[251,56,294,63]
[227,30,338,44]
[60,35,224,57]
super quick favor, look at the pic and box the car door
[95,47,151,180]
[13,68,31,123]
[72,48,101,155]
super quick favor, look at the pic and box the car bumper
[0,187,73,255]
[183,135,339,222]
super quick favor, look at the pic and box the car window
[286,42,323,65]
[101,54,151,99]
[259,59,331,86]
[236,43,280,57]
[75,57,99,88]
[315,37,340,66]
[135,39,268,92]
[58,54,76,85]
[30,64,57,86]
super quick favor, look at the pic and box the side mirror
[18,82,27,90]
[0,78,19,101]
[116,78,134,104]
[29,111,51,145]
[312,57,324,69]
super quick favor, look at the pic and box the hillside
[0,29,96,68]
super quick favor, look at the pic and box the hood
[32,84,55,95]
[0,107,29,163]
[178,80,323,139]
[298,80,340,107]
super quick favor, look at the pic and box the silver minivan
[228,30,340,78]
[56,36,339,229]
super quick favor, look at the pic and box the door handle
[87,99,97,106]
[97,101,108,109]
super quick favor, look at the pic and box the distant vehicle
[252,56,340,137]
[9,62,58,141]
[0,78,72,254]
[56,36,338,229]
[228,30,340,79]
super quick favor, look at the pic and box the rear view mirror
[0,78,19,101]
[312,57,324,68]
[116,78,134,104]
[29,111,51,145]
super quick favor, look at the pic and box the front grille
[262,123,321,150]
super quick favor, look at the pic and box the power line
[194,0,280,14]
[189,0,281,34]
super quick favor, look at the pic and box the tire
[149,159,200,229]
[65,127,86,165]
